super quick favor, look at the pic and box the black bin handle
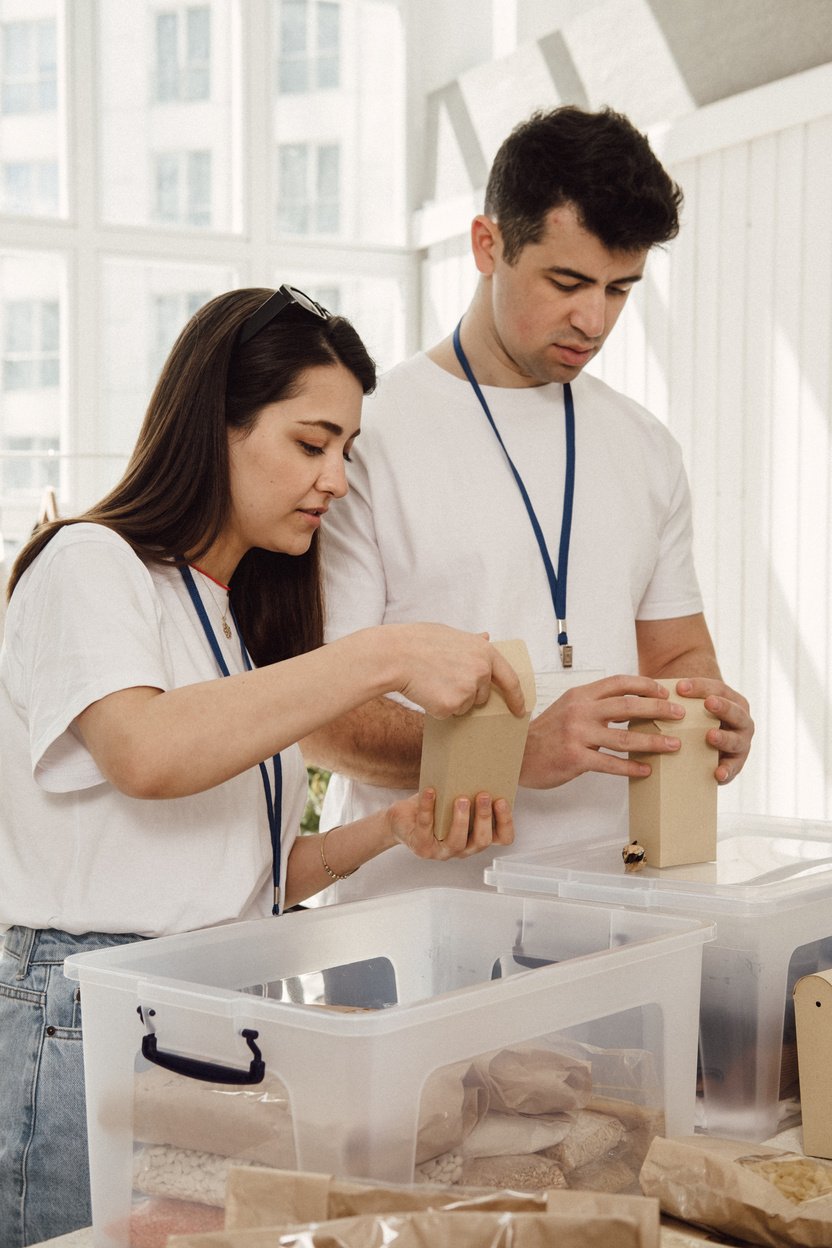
[140,1026,265,1085]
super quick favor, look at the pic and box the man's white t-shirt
[315,354,703,900]
[0,524,306,936]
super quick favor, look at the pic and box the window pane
[316,2,339,88]
[277,270,405,375]
[315,144,339,233]
[0,5,65,218]
[99,0,237,231]
[271,0,406,245]
[0,251,65,548]
[277,143,308,234]
[155,13,178,102]
[100,260,236,456]
[185,7,211,101]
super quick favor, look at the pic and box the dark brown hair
[8,287,376,666]
[484,106,683,263]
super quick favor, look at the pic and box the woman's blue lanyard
[180,565,283,915]
[452,321,576,668]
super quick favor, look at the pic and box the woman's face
[221,362,362,573]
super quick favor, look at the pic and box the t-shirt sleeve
[636,451,704,621]
[15,533,172,792]
[321,448,388,642]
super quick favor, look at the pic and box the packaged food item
[640,1135,832,1247]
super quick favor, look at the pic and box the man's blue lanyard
[452,321,576,668]
[180,565,283,915]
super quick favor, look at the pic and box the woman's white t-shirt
[0,524,305,936]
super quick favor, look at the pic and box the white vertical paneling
[796,116,832,817]
[768,125,805,814]
[737,134,777,816]
[666,158,698,488]
[711,143,748,699]
[687,148,722,627]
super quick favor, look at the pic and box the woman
[0,286,524,1246]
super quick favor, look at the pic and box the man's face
[480,202,648,386]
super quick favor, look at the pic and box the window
[154,6,211,102]
[2,435,59,496]
[2,300,59,391]
[277,0,339,93]
[153,150,212,226]
[1,19,57,114]
[307,285,339,313]
[151,289,211,375]
[277,142,340,235]
[2,161,59,216]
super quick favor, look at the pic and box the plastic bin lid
[484,813,832,916]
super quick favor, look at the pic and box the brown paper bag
[640,1135,832,1247]
[220,1166,660,1247]
[471,1044,592,1115]
[170,1207,652,1247]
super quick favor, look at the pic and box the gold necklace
[192,566,232,639]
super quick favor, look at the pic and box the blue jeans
[0,927,142,1248]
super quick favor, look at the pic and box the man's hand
[674,677,754,784]
[519,675,686,789]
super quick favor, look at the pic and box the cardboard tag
[794,969,832,1159]
[419,639,536,841]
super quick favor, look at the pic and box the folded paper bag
[419,638,536,840]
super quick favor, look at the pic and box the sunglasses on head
[236,284,329,348]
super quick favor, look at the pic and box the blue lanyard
[452,321,576,668]
[180,566,283,915]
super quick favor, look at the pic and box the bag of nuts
[640,1135,832,1247]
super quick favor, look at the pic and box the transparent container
[485,813,832,1142]
[65,887,711,1246]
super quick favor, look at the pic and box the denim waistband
[2,926,144,979]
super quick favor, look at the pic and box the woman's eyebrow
[296,419,345,436]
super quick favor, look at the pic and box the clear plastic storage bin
[66,887,711,1247]
[485,813,832,1143]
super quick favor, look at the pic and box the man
[302,106,754,901]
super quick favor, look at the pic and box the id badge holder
[533,668,607,719]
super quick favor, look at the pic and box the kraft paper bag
[640,1135,832,1247]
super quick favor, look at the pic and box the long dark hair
[8,287,376,666]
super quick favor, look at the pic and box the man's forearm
[300,695,424,788]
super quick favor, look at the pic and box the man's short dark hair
[484,106,683,263]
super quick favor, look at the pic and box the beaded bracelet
[319,827,356,881]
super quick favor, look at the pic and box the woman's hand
[388,787,515,859]
[381,623,526,719]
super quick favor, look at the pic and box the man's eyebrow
[548,266,644,286]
